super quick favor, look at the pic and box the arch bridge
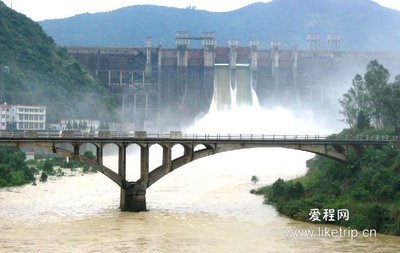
[0,131,398,212]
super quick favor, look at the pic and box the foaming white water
[210,64,231,111]
[251,87,260,108]
[191,105,331,135]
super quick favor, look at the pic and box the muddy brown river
[1,149,399,252]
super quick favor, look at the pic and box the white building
[8,105,46,130]
[0,103,9,130]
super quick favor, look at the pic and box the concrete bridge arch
[1,132,395,212]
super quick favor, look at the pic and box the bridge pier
[162,145,172,172]
[119,144,149,212]
[184,144,194,160]
[140,145,149,186]
[120,183,147,212]
[96,144,103,165]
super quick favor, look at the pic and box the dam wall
[67,33,400,129]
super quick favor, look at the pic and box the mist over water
[191,105,331,135]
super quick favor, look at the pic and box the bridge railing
[0,130,400,142]
[176,133,400,141]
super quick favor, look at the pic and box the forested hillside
[0,2,116,122]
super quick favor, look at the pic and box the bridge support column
[118,143,130,211]
[120,183,147,212]
[96,144,103,165]
[184,145,194,162]
[73,144,79,158]
[141,145,149,185]
[162,145,172,172]
[119,143,148,212]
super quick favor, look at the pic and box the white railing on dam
[0,130,399,142]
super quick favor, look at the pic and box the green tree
[83,151,96,160]
[292,182,305,199]
[9,171,26,186]
[356,110,370,130]
[0,147,34,187]
[340,74,368,127]
[41,160,55,175]
[382,78,400,132]
[340,60,398,129]
[270,178,285,202]
[364,60,390,128]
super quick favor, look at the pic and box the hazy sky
[2,0,400,21]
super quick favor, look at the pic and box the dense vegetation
[0,2,116,122]
[0,146,35,187]
[255,142,400,235]
[0,146,97,188]
[40,0,400,51]
[254,61,400,235]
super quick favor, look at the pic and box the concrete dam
[67,32,400,129]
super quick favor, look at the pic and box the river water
[1,138,400,252]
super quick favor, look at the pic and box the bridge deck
[0,131,398,145]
